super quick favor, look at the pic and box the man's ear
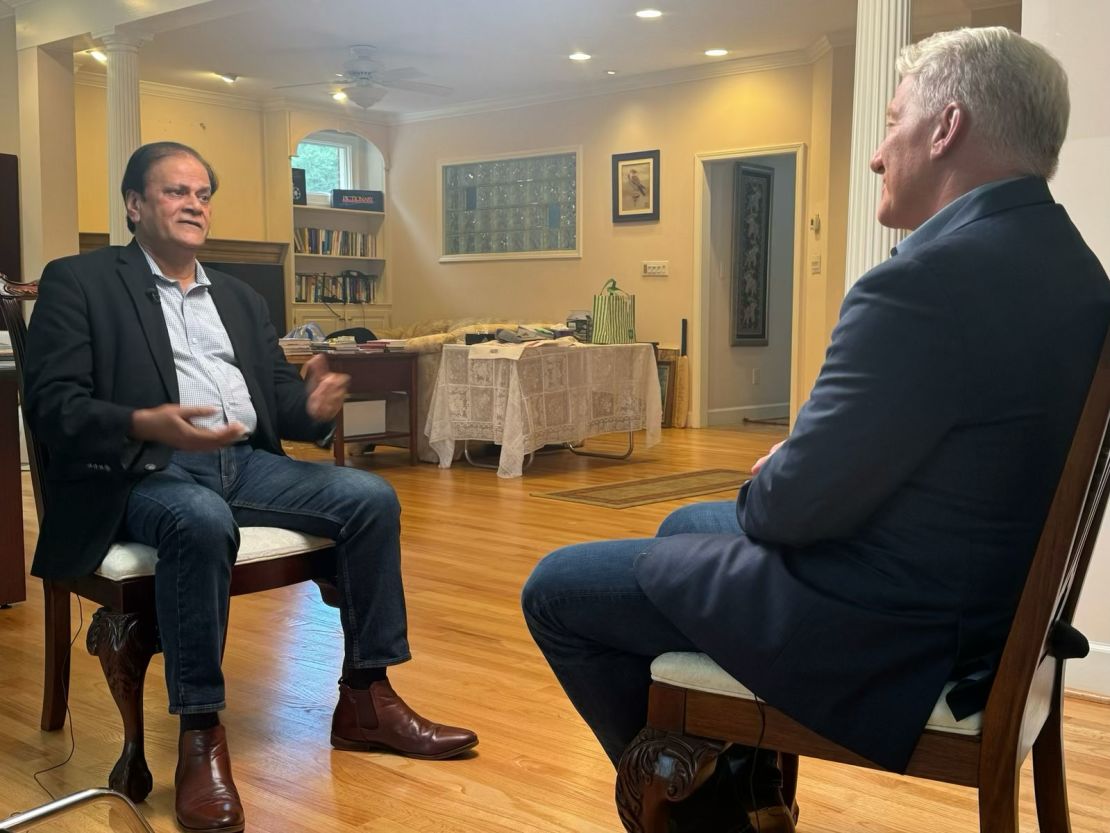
[930,102,965,159]
[124,189,142,223]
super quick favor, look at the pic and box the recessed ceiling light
[606,70,617,75]
[636,9,663,18]
[217,73,238,84]
[705,48,729,57]
[569,51,592,61]
[332,90,348,101]
[88,50,108,64]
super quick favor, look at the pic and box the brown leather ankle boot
[330,679,478,759]
[174,725,245,833]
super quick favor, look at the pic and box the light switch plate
[642,261,669,277]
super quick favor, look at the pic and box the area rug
[534,469,746,509]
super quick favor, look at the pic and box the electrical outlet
[642,260,669,277]
[752,368,761,385]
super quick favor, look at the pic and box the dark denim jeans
[521,499,740,765]
[125,444,409,714]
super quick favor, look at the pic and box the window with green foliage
[291,140,350,196]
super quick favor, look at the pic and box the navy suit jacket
[24,240,328,580]
[635,177,1110,771]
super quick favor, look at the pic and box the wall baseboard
[707,402,789,426]
[1064,640,1110,697]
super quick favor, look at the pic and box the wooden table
[325,351,419,467]
[0,361,25,605]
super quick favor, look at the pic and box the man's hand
[130,404,247,451]
[752,439,786,475]
[303,354,350,422]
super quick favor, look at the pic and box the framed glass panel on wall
[440,148,581,261]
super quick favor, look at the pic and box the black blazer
[636,177,1110,771]
[23,240,328,580]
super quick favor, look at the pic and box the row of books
[293,227,378,258]
[294,271,379,304]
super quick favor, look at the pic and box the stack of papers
[278,337,314,358]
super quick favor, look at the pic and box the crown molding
[265,95,392,127]
[75,70,263,112]
[392,43,824,125]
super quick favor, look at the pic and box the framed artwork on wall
[612,149,660,222]
[730,163,774,346]
[656,357,676,428]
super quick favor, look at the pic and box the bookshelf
[291,204,389,332]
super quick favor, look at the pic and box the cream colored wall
[74,83,268,240]
[1024,0,1110,698]
[0,18,18,156]
[389,65,817,349]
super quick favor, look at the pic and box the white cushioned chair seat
[651,652,983,737]
[95,527,335,581]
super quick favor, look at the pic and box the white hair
[897,26,1069,178]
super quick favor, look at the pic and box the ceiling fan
[273,44,452,108]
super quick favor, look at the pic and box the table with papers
[425,341,661,478]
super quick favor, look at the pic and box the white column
[843,0,912,292]
[101,32,142,245]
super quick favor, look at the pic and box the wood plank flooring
[1,425,1108,832]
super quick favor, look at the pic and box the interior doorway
[690,144,806,428]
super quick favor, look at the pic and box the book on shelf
[294,270,379,305]
[293,227,377,257]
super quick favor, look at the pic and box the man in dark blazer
[523,27,1110,833]
[24,142,476,833]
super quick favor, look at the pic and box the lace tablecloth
[425,342,661,477]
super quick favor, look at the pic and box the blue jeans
[521,500,740,765]
[125,444,409,714]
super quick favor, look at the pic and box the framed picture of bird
[612,149,660,222]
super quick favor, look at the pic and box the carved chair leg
[615,727,726,833]
[86,608,158,803]
[1032,688,1072,833]
[40,582,71,731]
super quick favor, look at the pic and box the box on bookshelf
[332,189,384,211]
[292,168,307,205]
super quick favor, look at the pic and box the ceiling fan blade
[375,67,421,83]
[272,80,337,90]
[378,78,453,96]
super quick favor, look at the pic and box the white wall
[706,153,795,423]
[1024,0,1110,696]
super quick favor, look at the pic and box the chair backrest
[0,275,46,523]
[984,327,1110,739]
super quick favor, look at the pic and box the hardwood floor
[1,425,1107,832]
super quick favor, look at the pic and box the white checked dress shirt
[140,245,258,436]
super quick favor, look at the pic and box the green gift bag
[590,278,636,344]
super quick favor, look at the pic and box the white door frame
[690,143,807,428]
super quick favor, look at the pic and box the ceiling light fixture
[569,51,592,62]
[705,48,729,57]
[636,9,663,18]
[218,73,238,84]
[88,50,108,64]
[332,90,348,101]
[606,70,618,75]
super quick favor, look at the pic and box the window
[292,139,352,204]
[441,149,580,261]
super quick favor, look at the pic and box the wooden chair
[0,276,341,803]
[616,330,1110,833]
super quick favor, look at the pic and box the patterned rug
[534,469,747,509]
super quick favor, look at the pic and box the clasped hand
[302,353,350,422]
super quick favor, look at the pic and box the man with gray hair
[523,26,1110,833]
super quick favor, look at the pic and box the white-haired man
[523,27,1110,833]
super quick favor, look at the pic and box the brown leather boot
[330,679,478,759]
[174,725,245,833]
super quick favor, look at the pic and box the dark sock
[180,712,220,734]
[343,666,388,689]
